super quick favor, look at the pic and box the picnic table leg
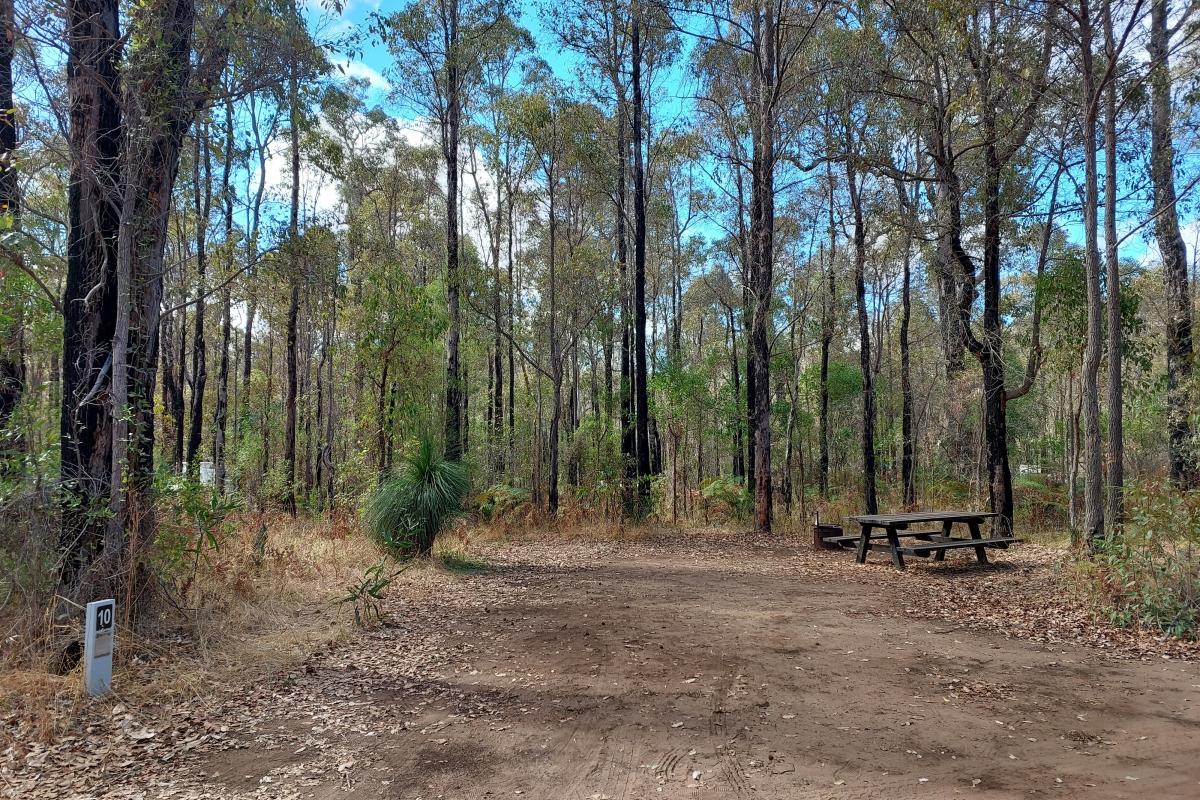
[968,520,989,564]
[934,520,952,562]
[855,523,871,564]
[886,525,905,570]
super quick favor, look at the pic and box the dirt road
[8,535,1200,799]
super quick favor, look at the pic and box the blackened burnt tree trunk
[631,14,652,515]
[60,0,122,595]
[284,1,302,515]
[844,140,876,514]
[895,177,916,508]
[748,2,778,533]
[186,130,211,471]
[443,0,464,461]
[0,0,22,442]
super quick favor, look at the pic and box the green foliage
[473,484,531,519]
[363,434,469,557]
[338,557,408,628]
[1087,482,1200,639]
[699,475,751,520]
[153,472,242,600]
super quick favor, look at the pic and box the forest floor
[4,528,1200,800]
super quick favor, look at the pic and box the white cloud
[331,59,392,93]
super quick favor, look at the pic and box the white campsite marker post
[83,599,115,697]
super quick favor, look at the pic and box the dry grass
[0,512,383,745]
[0,501,1084,749]
[464,507,665,546]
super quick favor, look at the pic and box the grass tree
[364,434,469,557]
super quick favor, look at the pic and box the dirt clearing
[5,533,1199,799]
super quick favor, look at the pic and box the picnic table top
[848,510,999,526]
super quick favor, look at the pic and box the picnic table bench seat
[844,510,1014,570]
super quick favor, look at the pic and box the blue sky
[303,1,1197,278]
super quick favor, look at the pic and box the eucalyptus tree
[462,17,534,480]
[58,0,242,603]
[0,0,19,443]
[500,87,612,514]
[1062,0,1147,540]
[822,7,891,515]
[1147,0,1195,488]
[883,0,1055,537]
[546,0,634,490]
[688,0,828,532]
[379,0,516,462]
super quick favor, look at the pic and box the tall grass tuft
[364,434,469,557]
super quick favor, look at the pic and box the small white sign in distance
[84,599,115,697]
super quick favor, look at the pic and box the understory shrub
[364,435,469,557]
[699,475,751,520]
[154,472,241,600]
[473,484,531,520]
[338,557,408,627]
[1088,481,1200,639]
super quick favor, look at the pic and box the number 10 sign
[84,599,115,697]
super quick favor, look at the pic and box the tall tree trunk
[819,202,834,500]
[1148,0,1195,487]
[60,0,122,596]
[174,305,187,469]
[506,154,516,481]
[1103,0,1122,528]
[443,0,464,461]
[376,353,392,480]
[547,166,560,515]
[186,132,211,471]
[846,150,876,514]
[735,163,755,496]
[726,307,744,478]
[978,144,1015,537]
[1080,0,1105,543]
[631,17,651,516]
[107,0,212,611]
[748,4,777,533]
[492,230,504,477]
[0,0,22,443]
[897,179,916,508]
[213,98,234,494]
[618,118,636,511]
[322,308,335,507]
[241,99,269,464]
[283,6,301,516]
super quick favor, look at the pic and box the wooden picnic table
[829,511,1016,570]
